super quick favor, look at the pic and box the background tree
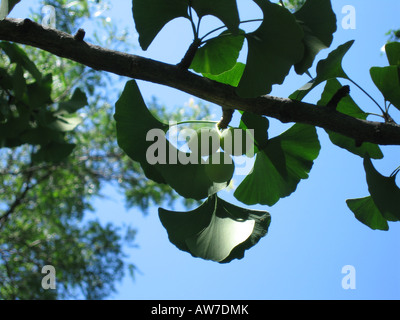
[0,0,208,299]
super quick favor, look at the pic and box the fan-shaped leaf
[159,195,271,263]
[114,80,227,200]
[346,196,389,231]
[290,40,354,101]
[364,157,400,221]
[385,42,400,66]
[191,0,239,33]
[191,30,244,75]
[294,0,337,74]
[370,66,400,111]
[236,0,304,98]
[234,123,320,206]
[132,0,189,50]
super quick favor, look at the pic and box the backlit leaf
[114,80,228,200]
[190,30,244,75]
[159,195,271,263]
[234,123,320,206]
[346,196,389,231]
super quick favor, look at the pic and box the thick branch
[1,18,400,145]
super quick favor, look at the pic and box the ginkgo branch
[1,18,400,146]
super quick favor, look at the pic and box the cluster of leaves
[114,0,400,263]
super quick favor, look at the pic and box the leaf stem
[188,5,198,39]
[390,165,400,178]
[200,25,227,42]
[173,120,219,126]
[199,18,263,44]
[347,78,385,115]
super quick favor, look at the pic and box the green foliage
[346,197,389,231]
[237,0,304,97]
[293,0,336,74]
[370,66,400,111]
[234,124,320,206]
[124,0,400,262]
[190,30,244,75]
[317,79,383,159]
[114,80,228,200]
[2,0,399,289]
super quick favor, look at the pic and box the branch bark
[1,18,400,145]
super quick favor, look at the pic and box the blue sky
[11,0,400,300]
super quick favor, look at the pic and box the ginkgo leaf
[290,40,354,101]
[370,66,400,111]
[293,0,337,74]
[114,80,228,200]
[385,42,400,66]
[202,62,245,87]
[190,30,244,75]
[159,195,271,263]
[236,0,304,98]
[364,157,400,221]
[346,196,389,231]
[234,123,320,206]
[191,0,240,33]
[317,79,383,159]
[132,0,189,50]
[239,111,269,151]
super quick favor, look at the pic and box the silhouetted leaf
[346,196,389,231]
[318,79,383,159]
[294,0,337,74]
[191,0,240,32]
[290,40,354,101]
[364,157,400,221]
[236,0,304,98]
[132,0,189,50]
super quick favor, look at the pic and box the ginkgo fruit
[188,127,220,157]
[205,151,235,183]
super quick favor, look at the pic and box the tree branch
[1,18,400,145]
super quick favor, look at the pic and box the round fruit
[220,127,252,156]
[204,152,235,183]
[188,127,220,157]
